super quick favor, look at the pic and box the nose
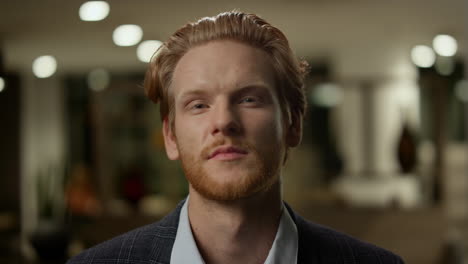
[210,101,241,137]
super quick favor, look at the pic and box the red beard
[178,138,281,201]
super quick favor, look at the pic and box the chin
[180,147,282,201]
[187,167,278,202]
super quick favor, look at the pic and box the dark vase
[397,122,417,174]
[29,220,70,261]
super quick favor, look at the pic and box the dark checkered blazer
[67,200,405,264]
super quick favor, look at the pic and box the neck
[187,180,282,264]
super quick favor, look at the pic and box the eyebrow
[176,83,272,103]
[231,84,271,98]
[177,89,209,103]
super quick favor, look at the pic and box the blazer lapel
[148,199,186,263]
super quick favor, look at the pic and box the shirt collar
[170,197,298,264]
[170,197,205,263]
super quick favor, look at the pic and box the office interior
[0,0,467,263]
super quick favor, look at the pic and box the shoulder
[287,206,405,264]
[66,200,184,264]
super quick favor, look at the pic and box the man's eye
[192,103,206,109]
[187,101,208,112]
[240,96,258,104]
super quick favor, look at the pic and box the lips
[208,146,248,160]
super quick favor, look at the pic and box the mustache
[201,138,253,159]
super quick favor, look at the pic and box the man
[68,11,404,264]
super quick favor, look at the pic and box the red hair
[144,11,308,127]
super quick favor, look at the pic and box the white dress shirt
[170,197,298,264]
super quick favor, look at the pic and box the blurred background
[0,0,467,263]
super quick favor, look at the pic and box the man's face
[163,40,299,201]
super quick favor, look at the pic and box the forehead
[171,40,276,98]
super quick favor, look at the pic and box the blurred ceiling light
[310,83,343,107]
[113,24,143,47]
[32,55,57,78]
[0,77,5,92]
[455,79,468,102]
[435,56,455,76]
[411,45,435,68]
[79,1,110,21]
[433,34,457,57]
[87,69,110,92]
[137,40,163,63]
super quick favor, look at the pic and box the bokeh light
[0,77,5,92]
[455,79,468,102]
[32,55,57,78]
[113,24,143,47]
[79,1,110,21]
[137,40,163,63]
[433,34,457,57]
[87,69,110,92]
[310,83,343,107]
[411,45,435,68]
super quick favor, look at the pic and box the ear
[162,118,180,160]
[285,114,302,148]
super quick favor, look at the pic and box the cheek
[245,111,284,144]
[174,117,204,150]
